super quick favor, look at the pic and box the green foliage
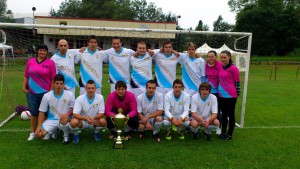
[213,15,234,32]
[195,20,209,31]
[0,0,14,23]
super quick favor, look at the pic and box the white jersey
[73,94,105,117]
[153,49,180,88]
[164,90,190,119]
[179,53,206,91]
[191,93,218,120]
[39,90,75,120]
[51,50,79,89]
[104,47,135,84]
[130,53,153,88]
[137,91,163,116]
[76,48,108,88]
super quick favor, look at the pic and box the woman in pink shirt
[22,44,56,141]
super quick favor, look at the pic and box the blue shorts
[26,92,45,117]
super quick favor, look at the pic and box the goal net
[0,22,252,128]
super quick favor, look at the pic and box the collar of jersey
[52,90,64,99]
[87,48,97,55]
[145,92,155,102]
[115,47,124,54]
[56,51,66,58]
[173,92,182,102]
[189,56,197,62]
[163,52,172,58]
[139,53,146,59]
[86,94,95,105]
[199,93,209,102]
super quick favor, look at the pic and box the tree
[213,15,234,32]
[195,20,209,31]
[0,0,14,22]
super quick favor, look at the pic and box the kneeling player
[35,74,75,144]
[137,80,163,141]
[163,79,190,140]
[190,82,219,140]
[69,80,106,143]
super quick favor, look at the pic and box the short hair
[186,42,197,50]
[137,41,147,46]
[86,80,95,85]
[37,44,48,52]
[112,36,122,42]
[199,82,211,93]
[208,50,217,56]
[146,80,156,88]
[173,79,183,87]
[162,40,173,48]
[115,80,127,89]
[87,35,98,43]
[220,50,231,57]
[54,74,65,83]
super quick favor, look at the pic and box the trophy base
[114,143,124,149]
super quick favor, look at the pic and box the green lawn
[0,60,300,169]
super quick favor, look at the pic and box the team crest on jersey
[63,99,67,104]
[69,56,71,59]
[178,101,183,106]
[170,58,176,61]
[207,102,210,106]
[93,103,99,108]
[121,54,128,57]
[96,55,99,59]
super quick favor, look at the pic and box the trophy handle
[125,115,129,124]
[110,116,115,125]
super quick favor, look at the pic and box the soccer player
[130,41,153,97]
[22,44,56,141]
[163,79,190,140]
[75,35,108,95]
[103,37,135,93]
[151,40,181,95]
[69,80,107,143]
[190,82,219,140]
[35,74,75,144]
[51,39,79,95]
[178,42,206,97]
[105,80,138,140]
[218,50,240,140]
[137,80,163,141]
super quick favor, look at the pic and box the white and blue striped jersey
[73,94,105,117]
[137,91,163,116]
[191,93,218,120]
[164,90,190,119]
[51,50,79,89]
[39,90,75,120]
[179,53,206,91]
[76,48,108,88]
[130,53,153,88]
[153,49,180,88]
[104,47,135,84]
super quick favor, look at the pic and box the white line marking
[243,126,300,129]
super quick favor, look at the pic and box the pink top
[105,91,137,118]
[205,61,223,94]
[218,64,240,98]
[24,58,56,94]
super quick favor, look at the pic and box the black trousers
[220,98,237,136]
[106,115,139,131]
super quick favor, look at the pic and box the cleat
[192,132,199,140]
[63,136,70,144]
[219,133,227,140]
[165,130,171,140]
[186,126,191,134]
[225,135,232,140]
[216,127,221,135]
[43,133,50,140]
[178,131,185,140]
[27,132,35,141]
[93,132,101,142]
[152,134,161,142]
[204,132,211,141]
[72,134,80,144]
[138,131,146,139]
[171,125,177,131]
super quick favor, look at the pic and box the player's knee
[145,123,153,130]
[99,118,107,127]
[190,120,199,128]
[69,119,79,127]
[139,123,145,130]
[213,119,220,126]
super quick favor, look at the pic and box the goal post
[0,22,252,128]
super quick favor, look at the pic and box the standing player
[75,35,108,95]
[190,82,219,140]
[163,79,190,140]
[151,40,181,95]
[130,41,153,97]
[137,80,163,141]
[69,80,107,143]
[35,74,75,144]
[178,42,206,97]
[104,37,135,92]
[51,39,79,95]
[105,80,138,140]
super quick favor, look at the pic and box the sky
[7,0,236,30]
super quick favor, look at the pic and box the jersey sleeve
[100,51,108,63]
[127,93,137,118]
[73,97,83,114]
[98,95,105,114]
[104,93,116,117]
[157,93,164,110]
[232,66,240,82]
[49,60,57,80]
[180,94,190,119]
[190,94,198,113]
[164,94,173,119]
[69,92,75,109]
[211,95,218,114]
[137,95,143,113]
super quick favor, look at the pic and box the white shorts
[110,83,131,93]
[156,87,172,95]
[42,120,59,133]
[81,121,98,130]
[80,87,101,95]
[131,88,146,98]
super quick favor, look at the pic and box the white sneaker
[28,132,35,141]
[216,127,221,135]
[63,136,70,144]
[43,133,50,140]
[50,132,57,139]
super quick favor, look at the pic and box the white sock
[162,120,171,131]
[153,121,162,134]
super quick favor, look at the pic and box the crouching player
[190,82,219,140]
[69,80,106,143]
[137,80,163,141]
[35,74,75,144]
[163,79,190,140]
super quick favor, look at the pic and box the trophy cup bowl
[111,108,128,149]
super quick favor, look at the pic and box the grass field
[0,59,300,169]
